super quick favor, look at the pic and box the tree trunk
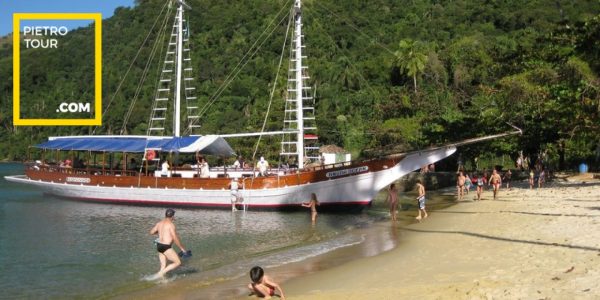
[558,140,565,170]
[413,74,417,93]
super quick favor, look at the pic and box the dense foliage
[0,0,599,170]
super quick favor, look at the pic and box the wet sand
[284,175,600,299]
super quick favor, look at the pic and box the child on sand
[529,169,535,189]
[538,168,546,188]
[457,171,466,201]
[464,173,472,194]
[503,169,512,189]
[301,193,319,224]
[248,266,285,299]
[386,184,399,221]
[415,179,428,220]
[475,173,486,201]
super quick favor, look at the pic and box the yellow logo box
[13,13,102,126]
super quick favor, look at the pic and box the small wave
[258,233,366,269]
[186,232,367,287]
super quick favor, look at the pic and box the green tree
[394,39,427,93]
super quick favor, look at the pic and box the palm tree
[394,39,427,93]
[332,56,359,91]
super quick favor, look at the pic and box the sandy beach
[283,174,600,299]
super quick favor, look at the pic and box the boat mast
[281,0,319,168]
[294,0,305,167]
[174,1,185,137]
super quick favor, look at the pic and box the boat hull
[5,146,456,208]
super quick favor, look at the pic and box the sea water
[0,163,454,298]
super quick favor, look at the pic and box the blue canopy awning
[35,135,235,156]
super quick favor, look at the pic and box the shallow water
[0,163,455,298]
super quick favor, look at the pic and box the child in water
[302,193,319,224]
[247,266,285,299]
[386,184,399,221]
[415,179,428,220]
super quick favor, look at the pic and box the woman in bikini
[302,193,320,224]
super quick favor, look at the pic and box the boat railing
[300,161,353,172]
[28,164,143,177]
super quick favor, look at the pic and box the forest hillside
[1,0,599,170]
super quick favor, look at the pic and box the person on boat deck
[60,159,73,169]
[128,158,138,170]
[257,157,269,176]
[199,157,210,178]
[233,155,243,169]
[161,160,170,177]
[73,158,85,169]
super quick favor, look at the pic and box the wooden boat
[5,0,520,209]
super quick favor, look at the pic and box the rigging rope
[121,4,173,134]
[246,4,294,210]
[92,0,170,135]
[184,0,293,134]
[313,1,395,55]
[144,7,172,136]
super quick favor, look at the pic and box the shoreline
[115,188,458,299]
[284,176,600,299]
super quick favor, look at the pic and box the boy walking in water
[149,208,187,278]
[248,266,285,299]
[415,179,428,220]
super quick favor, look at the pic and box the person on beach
[386,184,399,221]
[149,208,187,278]
[475,173,486,201]
[248,266,285,299]
[489,169,502,200]
[415,179,427,220]
[503,169,512,189]
[538,168,546,188]
[482,171,489,191]
[529,169,535,189]
[457,171,466,201]
[301,193,319,224]
[464,173,472,194]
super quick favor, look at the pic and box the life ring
[146,150,156,160]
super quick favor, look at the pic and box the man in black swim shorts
[149,208,187,278]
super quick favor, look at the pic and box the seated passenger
[128,158,138,170]
[233,156,241,169]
